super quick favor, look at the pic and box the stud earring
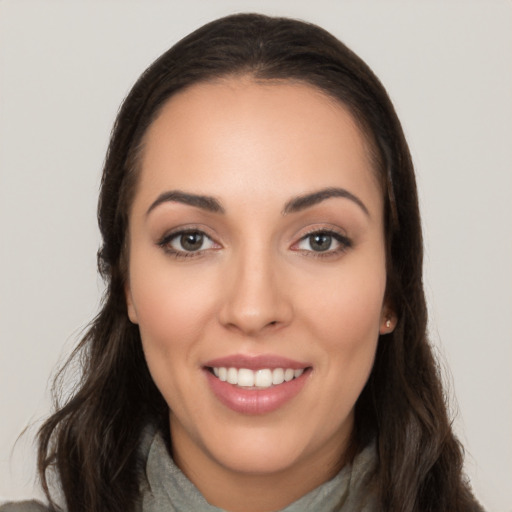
[385,319,392,329]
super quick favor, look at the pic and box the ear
[125,282,139,324]
[379,303,396,335]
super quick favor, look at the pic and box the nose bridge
[219,238,292,335]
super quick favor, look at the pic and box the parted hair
[37,13,482,512]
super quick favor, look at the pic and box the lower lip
[204,368,311,415]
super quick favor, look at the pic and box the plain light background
[0,1,510,510]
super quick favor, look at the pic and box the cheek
[131,258,209,332]
[304,259,386,341]
[320,293,381,385]
[128,261,221,414]
[299,255,386,388]
[127,252,220,373]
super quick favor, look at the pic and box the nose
[218,247,293,336]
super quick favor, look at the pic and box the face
[126,78,392,492]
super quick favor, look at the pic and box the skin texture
[125,78,395,512]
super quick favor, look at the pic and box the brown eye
[294,230,352,255]
[180,232,204,251]
[159,230,217,255]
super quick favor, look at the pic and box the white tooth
[272,368,285,385]
[255,369,273,388]
[294,369,304,378]
[227,367,238,385]
[284,368,294,382]
[238,368,255,387]
[213,367,219,377]
[218,367,227,381]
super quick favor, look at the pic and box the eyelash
[157,228,219,259]
[292,228,352,258]
[157,228,352,260]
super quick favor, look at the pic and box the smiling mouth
[207,367,310,389]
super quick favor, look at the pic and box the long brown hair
[37,13,482,512]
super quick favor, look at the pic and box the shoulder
[0,501,50,512]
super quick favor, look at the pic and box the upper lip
[204,354,311,370]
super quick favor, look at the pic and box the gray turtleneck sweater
[1,429,378,512]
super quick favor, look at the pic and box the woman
[1,13,484,512]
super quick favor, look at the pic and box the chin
[209,431,308,475]
[200,414,350,477]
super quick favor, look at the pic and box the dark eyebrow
[282,187,369,216]
[146,190,225,216]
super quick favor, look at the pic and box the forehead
[136,78,382,215]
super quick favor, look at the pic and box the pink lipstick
[203,354,311,415]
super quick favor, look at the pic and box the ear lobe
[379,305,396,335]
[125,284,139,324]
